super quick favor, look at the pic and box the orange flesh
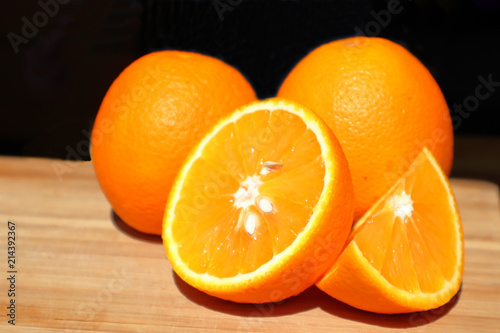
[171,109,325,278]
[352,155,457,294]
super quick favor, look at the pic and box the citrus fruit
[316,147,464,314]
[162,98,354,303]
[91,50,257,235]
[277,36,454,220]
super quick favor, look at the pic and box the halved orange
[316,147,464,314]
[162,98,354,303]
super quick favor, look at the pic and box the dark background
[1,0,499,162]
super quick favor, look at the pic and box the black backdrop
[1,0,499,160]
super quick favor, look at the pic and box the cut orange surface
[162,98,354,303]
[316,147,464,314]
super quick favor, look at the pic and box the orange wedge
[162,98,354,303]
[316,147,464,314]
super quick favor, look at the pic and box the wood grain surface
[0,156,499,332]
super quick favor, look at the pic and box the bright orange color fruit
[316,147,464,314]
[91,51,257,235]
[162,98,354,303]
[278,36,454,220]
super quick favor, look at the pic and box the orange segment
[163,98,354,303]
[316,147,464,314]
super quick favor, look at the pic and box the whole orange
[91,51,257,235]
[278,36,453,220]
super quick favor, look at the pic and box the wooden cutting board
[1,156,499,332]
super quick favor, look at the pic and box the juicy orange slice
[316,147,464,314]
[162,98,354,303]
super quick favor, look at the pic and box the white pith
[233,163,280,236]
[233,175,262,210]
[388,190,414,220]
